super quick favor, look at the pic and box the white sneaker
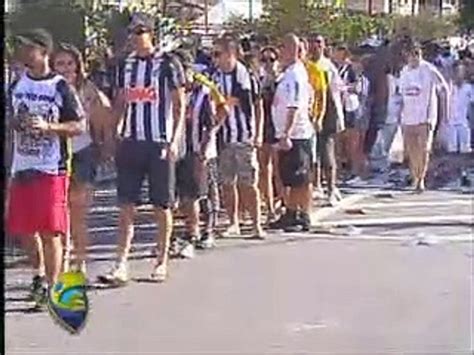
[71,261,87,275]
[328,188,343,207]
[178,240,195,259]
[98,262,128,285]
[222,224,241,237]
[346,176,365,185]
[312,187,326,200]
[150,263,168,283]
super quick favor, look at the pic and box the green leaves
[225,1,460,46]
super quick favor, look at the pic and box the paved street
[4,184,474,354]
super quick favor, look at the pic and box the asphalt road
[4,185,474,355]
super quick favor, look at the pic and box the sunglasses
[261,57,276,63]
[213,51,222,58]
[132,28,150,36]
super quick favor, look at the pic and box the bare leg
[223,184,239,227]
[183,199,200,237]
[241,183,262,234]
[155,207,173,267]
[258,145,275,215]
[41,235,63,286]
[22,234,45,277]
[69,182,93,269]
[116,204,135,264]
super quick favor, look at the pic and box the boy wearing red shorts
[7,29,85,306]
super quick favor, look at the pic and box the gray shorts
[218,143,258,186]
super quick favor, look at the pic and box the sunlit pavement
[5,184,473,354]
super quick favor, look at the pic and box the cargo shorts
[218,143,258,186]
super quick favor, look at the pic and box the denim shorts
[72,145,98,185]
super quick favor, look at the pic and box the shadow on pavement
[5,306,44,315]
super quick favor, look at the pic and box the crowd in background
[4,12,474,308]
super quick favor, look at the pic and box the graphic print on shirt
[118,52,182,142]
[10,74,84,175]
[15,100,57,157]
[404,85,421,96]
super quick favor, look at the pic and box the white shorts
[443,124,471,154]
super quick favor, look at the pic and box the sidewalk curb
[311,193,369,226]
[4,192,370,270]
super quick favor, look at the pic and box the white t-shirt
[399,60,448,126]
[386,74,402,125]
[272,61,313,140]
[448,82,473,126]
[10,72,84,175]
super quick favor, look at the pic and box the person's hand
[253,135,263,148]
[278,136,292,151]
[27,117,50,135]
[166,142,178,161]
[226,96,240,107]
[315,119,323,133]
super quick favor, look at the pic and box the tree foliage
[459,0,474,30]
[225,0,459,45]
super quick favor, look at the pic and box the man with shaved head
[270,33,314,232]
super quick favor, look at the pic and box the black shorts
[72,145,98,185]
[116,140,175,208]
[278,139,313,188]
[316,132,336,170]
[176,154,208,200]
[344,111,357,129]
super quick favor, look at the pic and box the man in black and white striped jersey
[99,13,186,284]
[213,36,264,239]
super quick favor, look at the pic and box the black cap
[16,28,53,53]
[128,12,154,32]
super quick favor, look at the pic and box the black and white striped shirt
[213,62,255,144]
[184,84,215,156]
[117,51,183,143]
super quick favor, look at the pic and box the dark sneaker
[298,212,311,232]
[169,237,182,258]
[284,211,311,233]
[461,172,471,187]
[30,275,46,302]
[197,232,216,250]
[268,210,297,230]
[33,283,48,310]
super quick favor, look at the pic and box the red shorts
[7,172,69,237]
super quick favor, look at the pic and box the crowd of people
[5,12,474,309]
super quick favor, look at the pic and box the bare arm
[430,65,450,124]
[45,119,86,137]
[254,98,264,146]
[169,86,186,149]
[112,88,127,134]
[90,86,115,158]
[282,107,298,138]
